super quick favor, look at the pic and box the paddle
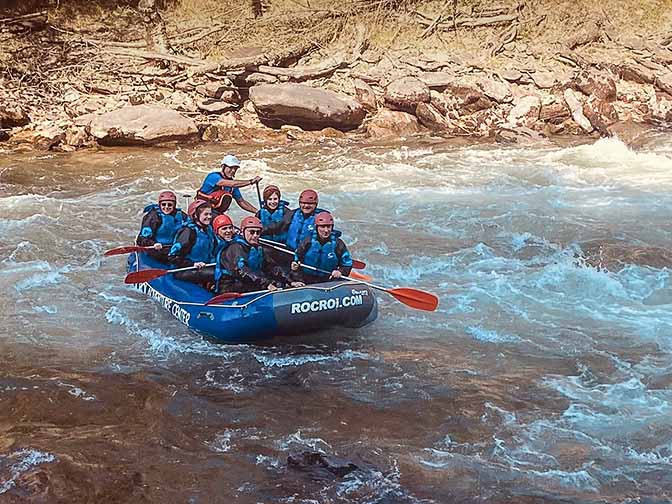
[254,180,263,209]
[291,258,439,312]
[259,238,367,270]
[205,261,437,311]
[104,245,156,257]
[124,263,215,284]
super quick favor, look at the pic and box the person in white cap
[195,154,262,214]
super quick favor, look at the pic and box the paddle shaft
[259,238,366,270]
[161,262,215,274]
[260,241,346,277]
[254,181,263,209]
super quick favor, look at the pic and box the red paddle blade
[205,292,243,305]
[352,259,366,269]
[124,269,168,284]
[349,271,373,282]
[105,245,148,257]
[388,287,439,312]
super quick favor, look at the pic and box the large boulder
[249,83,366,131]
[575,71,617,101]
[507,95,541,126]
[0,104,30,128]
[384,76,430,113]
[416,102,450,131]
[443,81,495,115]
[366,109,421,138]
[478,76,512,103]
[87,105,199,145]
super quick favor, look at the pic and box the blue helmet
[220,154,241,168]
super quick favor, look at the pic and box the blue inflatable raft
[127,253,378,342]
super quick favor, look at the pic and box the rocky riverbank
[1,1,672,152]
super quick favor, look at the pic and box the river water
[1,135,672,503]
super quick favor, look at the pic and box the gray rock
[576,71,617,101]
[416,102,450,130]
[478,76,512,103]
[249,83,366,131]
[240,72,279,86]
[499,69,523,82]
[508,95,541,125]
[89,105,199,145]
[196,80,234,99]
[197,99,238,114]
[417,71,455,91]
[563,89,594,132]
[65,126,90,147]
[531,71,556,89]
[443,82,494,115]
[287,451,358,478]
[655,72,672,97]
[384,76,431,113]
[0,104,30,128]
[353,78,377,112]
[366,109,421,138]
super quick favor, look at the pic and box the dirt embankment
[1,0,672,151]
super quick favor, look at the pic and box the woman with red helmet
[216,216,304,293]
[136,190,188,263]
[168,199,217,287]
[291,211,353,284]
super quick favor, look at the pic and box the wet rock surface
[87,105,199,145]
[579,239,672,271]
[249,83,366,131]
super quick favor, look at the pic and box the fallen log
[256,60,346,81]
[417,13,518,32]
[0,11,47,26]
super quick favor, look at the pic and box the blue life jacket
[259,200,289,243]
[286,207,326,250]
[214,237,235,284]
[236,238,265,272]
[141,204,186,245]
[301,231,344,276]
[185,222,216,263]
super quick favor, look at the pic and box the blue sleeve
[200,172,221,194]
[232,187,242,200]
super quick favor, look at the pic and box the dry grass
[34,0,672,65]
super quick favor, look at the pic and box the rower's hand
[330,270,342,279]
[268,283,280,291]
[194,262,206,270]
[290,261,300,272]
[250,176,263,185]
[153,243,163,250]
[290,281,305,288]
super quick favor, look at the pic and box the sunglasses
[246,229,261,235]
[160,202,175,207]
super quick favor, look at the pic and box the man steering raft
[291,212,353,284]
[136,190,187,263]
[196,154,262,214]
[168,200,217,287]
[216,216,304,293]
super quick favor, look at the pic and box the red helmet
[314,211,334,227]
[213,214,233,234]
[299,189,318,204]
[188,199,210,220]
[263,185,281,201]
[240,216,263,233]
[158,190,176,203]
